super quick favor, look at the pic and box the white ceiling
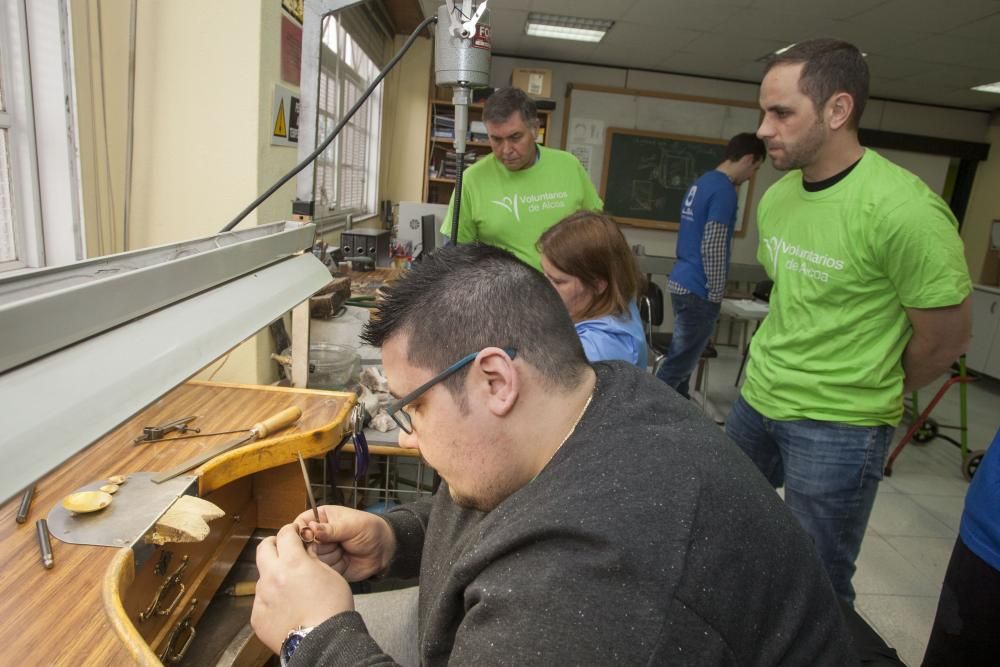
[419,0,1000,112]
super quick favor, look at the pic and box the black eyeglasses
[386,347,517,434]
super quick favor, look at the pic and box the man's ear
[826,92,854,131]
[474,348,519,417]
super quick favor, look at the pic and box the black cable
[450,151,464,245]
[220,13,439,233]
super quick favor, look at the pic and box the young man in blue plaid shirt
[656,133,765,398]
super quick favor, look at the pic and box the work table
[0,381,353,665]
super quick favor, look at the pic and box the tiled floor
[698,345,1000,667]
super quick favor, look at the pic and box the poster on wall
[568,118,605,145]
[271,84,300,147]
[282,0,304,24]
[281,16,302,85]
[566,144,593,178]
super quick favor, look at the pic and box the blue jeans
[655,292,720,398]
[725,395,892,602]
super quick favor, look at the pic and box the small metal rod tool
[297,451,321,545]
[297,451,321,524]
[16,486,35,524]
[36,519,54,569]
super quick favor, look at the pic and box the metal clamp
[349,403,370,479]
[445,0,488,38]
[158,598,198,663]
[134,416,200,444]
[350,403,366,436]
[140,555,189,621]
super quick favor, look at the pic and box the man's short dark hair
[724,133,766,163]
[764,38,869,130]
[483,87,539,126]
[362,245,588,399]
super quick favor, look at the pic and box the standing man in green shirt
[726,39,972,603]
[441,87,603,271]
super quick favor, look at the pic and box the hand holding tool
[153,407,302,484]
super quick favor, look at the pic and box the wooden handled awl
[152,407,302,484]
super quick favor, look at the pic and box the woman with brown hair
[537,211,647,367]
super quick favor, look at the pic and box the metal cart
[884,358,986,480]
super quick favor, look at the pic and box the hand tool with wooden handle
[152,407,302,484]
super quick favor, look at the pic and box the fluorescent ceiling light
[525,13,613,43]
[972,81,1000,94]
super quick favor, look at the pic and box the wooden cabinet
[422,96,551,205]
[968,284,1000,379]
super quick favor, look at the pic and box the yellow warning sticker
[271,84,299,147]
[274,100,287,138]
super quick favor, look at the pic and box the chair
[638,281,717,403]
[752,279,773,303]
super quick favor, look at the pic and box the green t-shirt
[441,145,603,270]
[743,149,971,426]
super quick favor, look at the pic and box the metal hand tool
[152,407,302,484]
[36,519,54,569]
[133,416,201,444]
[329,403,371,481]
[16,486,35,524]
[297,451,320,524]
[351,403,370,480]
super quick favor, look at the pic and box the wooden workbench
[0,381,353,665]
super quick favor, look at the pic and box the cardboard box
[511,68,552,98]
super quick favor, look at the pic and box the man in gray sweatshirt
[252,244,857,666]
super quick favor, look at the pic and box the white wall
[962,115,1000,284]
[379,34,433,203]
[130,3,262,248]
[126,1,281,384]
[872,149,950,196]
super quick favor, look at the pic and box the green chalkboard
[600,129,728,231]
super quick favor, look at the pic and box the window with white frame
[315,14,383,220]
[0,3,32,271]
[0,87,17,267]
[0,1,77,273]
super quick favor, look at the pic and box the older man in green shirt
[441,87,603,271]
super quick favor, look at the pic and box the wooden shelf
[431,138,492,148]
[432,99,485,109]
[423,97,551,204]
